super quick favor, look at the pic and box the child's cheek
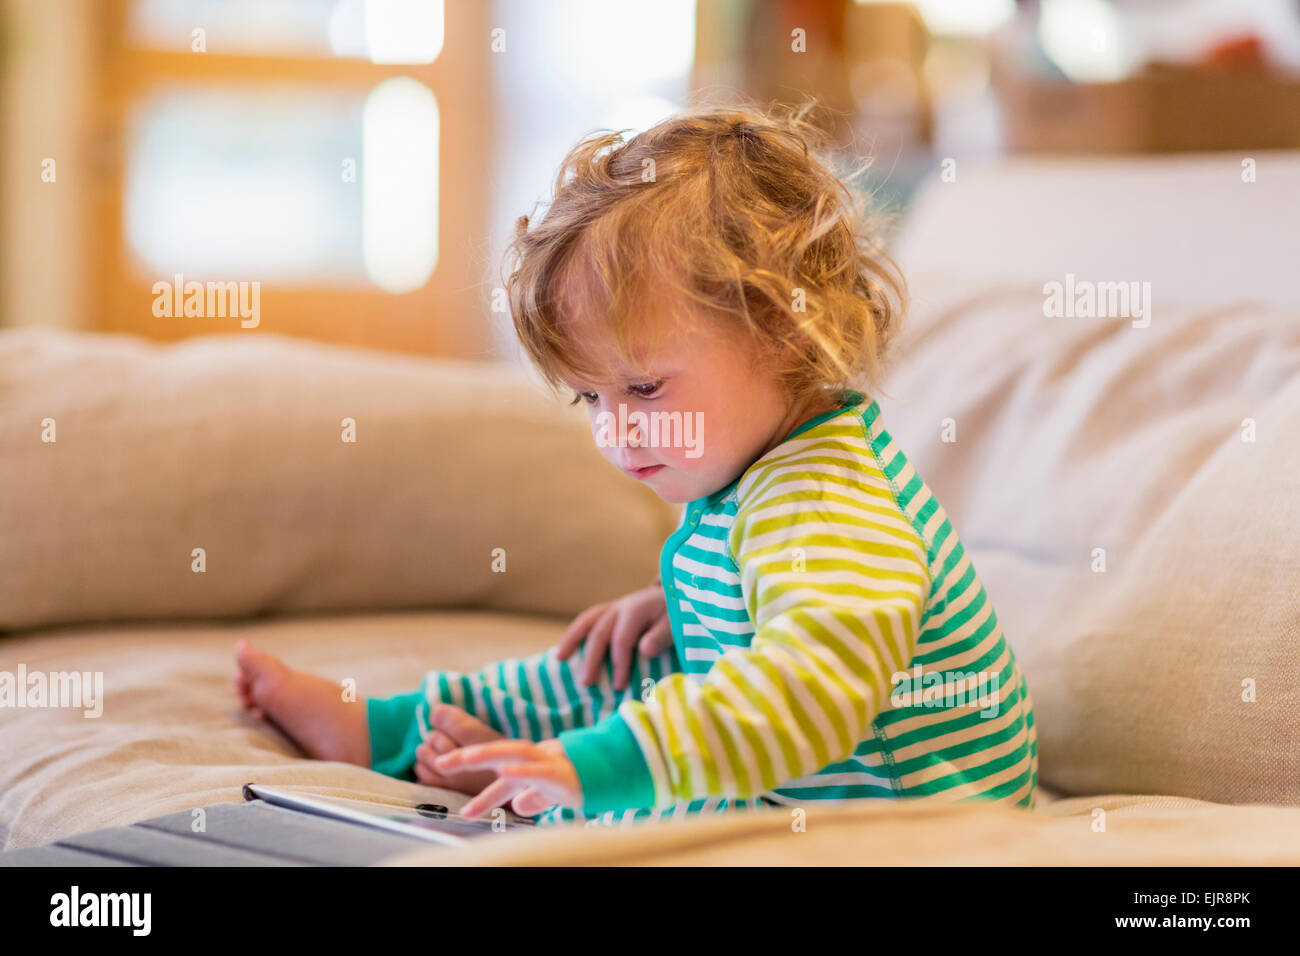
[659,442,702,472]
[664,405,708,466]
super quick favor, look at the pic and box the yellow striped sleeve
[611,447,932,808]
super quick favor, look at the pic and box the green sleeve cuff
[558,712,656,815]
[366,691,425,781]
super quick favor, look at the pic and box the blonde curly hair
[502,98,906,411]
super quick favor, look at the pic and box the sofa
[2,150,1298,865]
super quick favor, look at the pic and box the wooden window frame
[91,0,494,358]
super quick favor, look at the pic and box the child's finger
[498,762,566,787]
[556,603,606,660]
[414,756,439,785]
[460,776,524,820]
[580,610,617,685]
[430,730,454,754]
[609,612,644,691]
[615,637,643,691]
[510,787,554,817]
[413,758,465,790]
[639,616,673,655]
[430,704,503,745]
[433,739,538,773]
[497,764,579,812]
[556,606,600,658]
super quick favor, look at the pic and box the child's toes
[234,640,285,683]
[233,676,253,708]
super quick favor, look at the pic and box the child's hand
[555,585,672,690]
[435,738,582,819]
[413,704,505,796]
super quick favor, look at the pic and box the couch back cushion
[893,151,1300,310]
[0,330,677,632]
[876,281,1300,806]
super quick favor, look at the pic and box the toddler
[234,103,1038,827]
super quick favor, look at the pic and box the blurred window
[129,0,444,62]
[124,0,441,292]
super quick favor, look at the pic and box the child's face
[561,305,825,504]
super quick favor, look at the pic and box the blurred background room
[4,1,1300,867]
[3,0,1298,364]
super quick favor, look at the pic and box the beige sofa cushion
[7,605,1297,864]
[0,329,677,631]
[0,608,560,848]
[893,151,1300,311]
[876,283,1300,807]
[393,794,1300,866]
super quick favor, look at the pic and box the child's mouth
[627,465,665,480]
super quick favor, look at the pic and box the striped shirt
[370,388,1038,826]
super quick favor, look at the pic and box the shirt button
[689,510,700,522]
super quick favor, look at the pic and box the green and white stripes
[594,390,1038,813]
[367,388,1038,826]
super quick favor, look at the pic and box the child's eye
[628,380,663,398]
[569,382,661,405]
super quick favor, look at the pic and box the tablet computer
[242,783,537,848]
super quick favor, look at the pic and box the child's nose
[611,432,646,470]
[598,412,644,446]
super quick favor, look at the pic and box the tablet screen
[243,784,536,847]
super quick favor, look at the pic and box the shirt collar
[699,388,875,509]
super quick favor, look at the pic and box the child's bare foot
[233,639,370,767]
[413,705,505,796]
